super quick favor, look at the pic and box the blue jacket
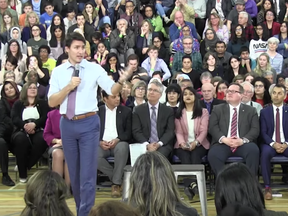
[169,22,198,41]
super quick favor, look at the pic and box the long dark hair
[6,39,23,60]
[1,80,20,100]
[175,87,203,119]
[253,23,269,41]
[231,25,247,44]
[49,13,65,35]
[251,76,271,105]
[215,163,265,216]
[26,55,43,70]
[49,25,65,48]
[20,82,38,106]
[165,83,181,103]
[104,53,122,71]
[278,22,288,43]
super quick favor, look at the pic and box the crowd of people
[1,0,288,214]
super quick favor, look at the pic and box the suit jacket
[206,0,232,18]
[200,98,226,114]
[99,105,132,142]
[260,104,288,145]
[43,109,61,147]
[132,103,175,146]
[175,109,210,149]
[209,103,260,145]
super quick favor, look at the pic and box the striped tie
[230,108,237,152]
[149,106,158,143]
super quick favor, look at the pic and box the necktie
[66,67,77,120]
[206,102,212,114]
[230,108,237,152]
[275,108,281,143]
[149,106,158,143]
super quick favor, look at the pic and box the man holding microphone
[48,32,132,216]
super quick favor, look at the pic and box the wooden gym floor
[1,165,288,216]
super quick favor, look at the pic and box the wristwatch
[242,137,250,144]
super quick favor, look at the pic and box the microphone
[74,64,80,77]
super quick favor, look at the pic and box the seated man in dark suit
[98,91,132,198]
[201,83,226,115]
[208,83,260,176]
[260,84,288,200]
[132,79,175,158]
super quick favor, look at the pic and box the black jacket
[99,105,132,142]
[11,99,49,132]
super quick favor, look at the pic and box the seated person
[11,82,49,183]
[0,81,20,186]
[128,152,198,216]
[165,83,181,111]
[169,11,198,41]
[23,55,50,87]
[27,25,48,56]
[0,56,23,85]
[126,54,149,82]
[0,72,22,96]
[172,36,202,74]
[98,91,132,198]
[241,81,262,116]
[43,107,70,189]
[120,0,143,36]
[125,80,146,109]
[260,84,288,200]
[141,45,171,82]
[38,45,56,75]
[200,83,226,115]
[208,83,260,176]
[110,19,135,65]
[174,87,210,199]
[132,79,175,158]
[67,13,94,43]
[21,170,74,216]
[40,2,57,28]
[89,201,139,216]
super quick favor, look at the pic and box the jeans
[155,3,171,17]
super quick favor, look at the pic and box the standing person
[47,32,132,216]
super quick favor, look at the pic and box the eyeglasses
[153,40,161,43]
[226,90,241,94]
[255,84,264,88]
[28,87,37,90]
[235,28,242,32]
[182,29,190,32]
[136,87,145,91]
[148,88,160,93]
[266,13,274,16]
[243,90,253,94]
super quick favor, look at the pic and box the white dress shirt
[48,59,115,115]
[270,104,285,146]
[102,106,118,141]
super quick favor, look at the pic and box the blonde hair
[0,10,18,33]
[254,53,272,77]
[141,19,153,33]
[208,12,223,28]
[128,152,190,216]
[25,11,40,27]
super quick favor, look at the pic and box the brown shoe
[111,185,121,198]
[265,187,272,200]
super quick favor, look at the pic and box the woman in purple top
[43,108,70,188]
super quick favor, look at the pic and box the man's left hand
[109,138,120,149]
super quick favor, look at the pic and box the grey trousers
[110,48,134,65]
[97,141,129,185]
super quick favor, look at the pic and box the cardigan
[11,99,49,132]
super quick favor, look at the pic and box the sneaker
[14,165,18,172]
[20,178,27,183]
[2,175,15,186]
[163,16,170,24]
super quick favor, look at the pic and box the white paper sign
[129,143,147,166]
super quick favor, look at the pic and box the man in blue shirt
[48,32,132,216]
[40,2,57,28]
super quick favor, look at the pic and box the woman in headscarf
[200,28,219,58]
[171,25,200,54]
